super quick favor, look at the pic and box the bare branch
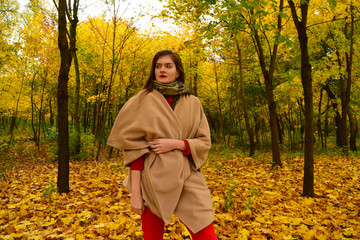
[307,16,348,29]
[52,0,59,11]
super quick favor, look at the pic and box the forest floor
[0,140,359,239]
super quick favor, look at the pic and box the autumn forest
[1,0,359,239]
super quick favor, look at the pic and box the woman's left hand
[147,139,186,154]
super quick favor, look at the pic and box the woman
[107,49,218,239]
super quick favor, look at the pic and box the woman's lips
[159,75,167,78]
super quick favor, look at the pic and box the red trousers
[141,207,218,240]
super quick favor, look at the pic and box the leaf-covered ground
[0,142,359,239]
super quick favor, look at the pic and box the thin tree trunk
[96,2,136,159]
[83,101,88,133]
[235,81,246,155]
[348,108,357,151]
[8,75,25,135]
[318,88,323,149]
[323,84,341,146]
[96,57,116,160]
[37,71,47,151]
[288,0,314,197]
[193,61,198,97]
[90,19,108,141]
[235,39,255,156]
[227,74,236,146]
[49,98,54,127]
[30,75,38,146]
[213,59,226,143]
[340,3,354,154]
[249,0,283,167]
[92,89,98,136]
[74,51,81,157]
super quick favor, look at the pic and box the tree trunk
[235,39,255,156]
[37,71,47,151]
[348,108,357,151]
[249,0,283,167]
[193,61,198,97]
[8,75,25,135]
[254,116,261,150]
[92,89,98,136]
[324,115,328,148]
[318,88,323,149]
[95,2,135,160]
[235,88,246,154]
[30,75,39,146]
[227,75,236,146]
[323,84,341,146]
[74,51,81,157]
[83,101,88,133]
[56,0,78,193]
[277,115,283,144]
[288,0,314,197]
[213,59,226,143]
[340,3,354,154]
[95,18,117,160]
[49,98,54,127]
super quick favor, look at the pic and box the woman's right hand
[131,191,144,215]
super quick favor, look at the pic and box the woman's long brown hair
[143,49,185,92]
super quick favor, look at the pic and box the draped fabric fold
[107,89,214,233]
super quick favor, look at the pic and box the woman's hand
[131,191,144,215]
[130,170,144,215]
[147,139,186,154]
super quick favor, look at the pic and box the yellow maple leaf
[303,197,314,206]
[79,210,92,219]
[239,228,250,239]
[303,229,316,240]
[291,218,302,225]
[61,216,73,225]
[41,217,57,227]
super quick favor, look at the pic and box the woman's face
[155,55,179,84]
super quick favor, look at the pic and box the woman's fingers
[131,205,144,215]
[147,139,178,154]
[147,140,161,153]
[131,193,144,215]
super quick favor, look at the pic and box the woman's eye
[156,64,174,69]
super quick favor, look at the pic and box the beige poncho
[107,89,214,233]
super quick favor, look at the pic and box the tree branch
[287,0,300,30]
[52,0,59,11]
[307,16,348,29]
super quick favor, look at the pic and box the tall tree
[235,38,256,156]
[93,1,136,160]
[288,0,314,197]
[339,2,355,153]
[55,0,79,193]
[248,0,284,166]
